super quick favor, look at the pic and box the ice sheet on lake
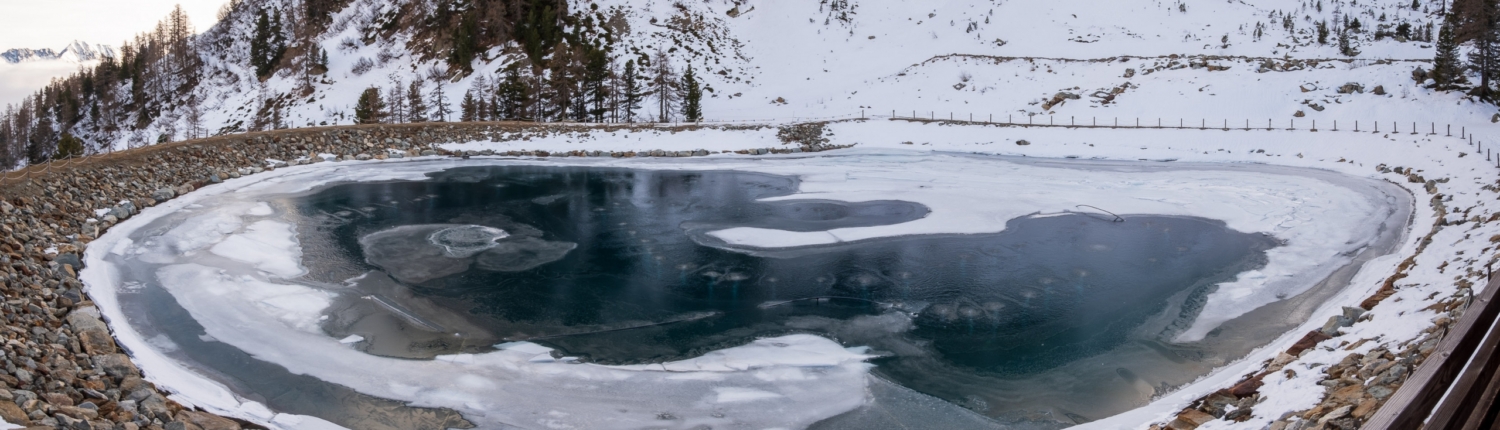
[80,152,1405,429]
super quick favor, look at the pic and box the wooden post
[1334,120,1338,131]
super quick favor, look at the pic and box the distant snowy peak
[1,41,115,65]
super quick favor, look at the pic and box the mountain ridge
[0,40,116,65]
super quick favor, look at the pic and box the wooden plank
[1458,349,1500,430]
[1363,274,1500,429]
[1449,313,1500,430]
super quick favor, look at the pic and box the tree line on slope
[353,48,704,126]
[0,0,704,172]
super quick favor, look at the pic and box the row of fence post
[3,111,1495,182]
[884,110,1496,167]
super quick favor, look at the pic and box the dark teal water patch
[291,165,1275,420]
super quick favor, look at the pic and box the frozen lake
[84,152,1410,429]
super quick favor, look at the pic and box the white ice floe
[209,220,304,278]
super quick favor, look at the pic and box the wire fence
[4,111,1495,183]
[879,109,1500,169]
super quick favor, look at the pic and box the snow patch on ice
[209,220,304,278]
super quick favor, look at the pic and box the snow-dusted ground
[76,112,1500,429]
[57,0,1489,156]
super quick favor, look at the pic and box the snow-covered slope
[58,0,1490,152]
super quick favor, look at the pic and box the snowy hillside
[4,0,1490,158]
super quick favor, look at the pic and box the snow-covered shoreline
[68,116,1498,429]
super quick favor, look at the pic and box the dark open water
[276,165,1275,426]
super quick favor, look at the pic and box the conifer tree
[427,66,451,121]
[354,87,385,124]
[461,91,478,122]
[650,51,678,122]
[251,9,272,76]
[498,66,528,120]
[386,76,407,123]
[620,60,641,123]
[1470,1,1500,99]
[407,80,429,122]
[584,47,610,122]
[679,65,703,123]
[1434,14,1462,88]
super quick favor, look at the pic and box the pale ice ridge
[208,220,305,279]
[82,166,353,429]
[84,157,875,430]
[155,263,872,429]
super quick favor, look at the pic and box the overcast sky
[0,0,228,49]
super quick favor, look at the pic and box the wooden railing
[1365,269,1500,429]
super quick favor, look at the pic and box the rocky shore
[0,121,844,430]
[0,120,1482,430]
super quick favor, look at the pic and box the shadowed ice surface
[280,165,1275,427]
